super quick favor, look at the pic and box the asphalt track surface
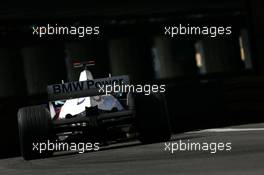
[1,123,264,175]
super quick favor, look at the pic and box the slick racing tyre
[18,105,54,160]
[134,93,171,144]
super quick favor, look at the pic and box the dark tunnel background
[1,0,264,158]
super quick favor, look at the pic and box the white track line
[188,128,264,134]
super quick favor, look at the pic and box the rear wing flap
[47,75,129,101]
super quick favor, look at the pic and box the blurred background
[0,0,264,158]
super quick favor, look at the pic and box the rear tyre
[18,105,54,160]
[134,93,171,144]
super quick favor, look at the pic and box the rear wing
[47,75,129,101]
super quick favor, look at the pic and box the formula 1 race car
[17,61,171,160]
